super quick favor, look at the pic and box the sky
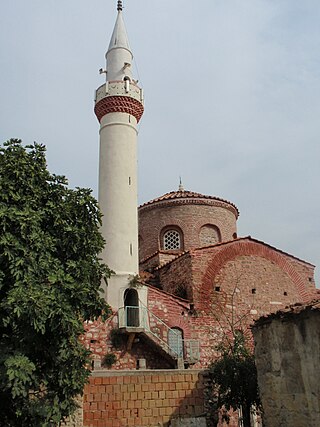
[1,0,320,284]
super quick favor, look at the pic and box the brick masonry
[82,370,206,427]
[94,96,144,123]
[84,237,317,369]
[138,202,237,262]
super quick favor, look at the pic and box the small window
[251,288,256,294]
[163,229,181,250]
[215,286,221,292]
[168,328,183,358]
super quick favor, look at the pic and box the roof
[145,283,191,308]
[152,236,315,271]
[193,236,316,267]
[107,7,131,54]
[253,299,320,328]
[139,189,239,218]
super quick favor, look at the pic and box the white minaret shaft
[95,2,144,309]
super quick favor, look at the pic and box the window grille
[163,230,181,250]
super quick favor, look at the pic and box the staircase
[118,304,200,366]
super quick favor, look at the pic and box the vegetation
[101,353,117,368]
[110,328,125,348]
[0,139,112,426]
[207,273,262,427]
[207,332,261,427]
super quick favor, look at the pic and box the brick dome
[138,189,239,261]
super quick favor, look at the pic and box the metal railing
[118,304,200,361]
[118,306,148,329]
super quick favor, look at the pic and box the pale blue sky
[1,0,320,284]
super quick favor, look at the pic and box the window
[168,328,183,358]
[124,288,139,327]
[163,229,181,250]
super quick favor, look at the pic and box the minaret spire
[94,4,144,309]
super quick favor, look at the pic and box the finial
[117,0,123,11]
[178,177,184,192]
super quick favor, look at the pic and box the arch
[199,224,221,246]
[124,288,139,327]
[202,239,310,302]
[161,226,184,251]
[168,327,183,358]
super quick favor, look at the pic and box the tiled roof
[193,236,316,267]
[253,299,320,327]
[145,283,191,307]
[139,189,239,216]
[151,236,315,271]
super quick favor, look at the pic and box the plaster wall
[98,111,138,308]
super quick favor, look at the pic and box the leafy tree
[0,139,112,426]
[207,331,261,427]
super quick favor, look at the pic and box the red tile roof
[193,236,316,267]
[139,189,239,217]
[151,236,315,271]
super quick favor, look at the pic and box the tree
[0,139,112,426]
[206,271,262,427]
[207,331,261,427]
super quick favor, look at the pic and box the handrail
[118,304,200,361]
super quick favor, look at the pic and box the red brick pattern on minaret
[94,95,144,123]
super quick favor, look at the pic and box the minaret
[94,1,144,309]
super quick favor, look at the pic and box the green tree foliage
[0,139,112,426]
[207,331,261,427]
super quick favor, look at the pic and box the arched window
[168,328,183,358]
[199,224,221,246]
[163,229,182,250]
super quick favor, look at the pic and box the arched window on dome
[199,224,221,246]
[161,227,183,251]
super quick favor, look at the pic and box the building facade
[81,3,318,426]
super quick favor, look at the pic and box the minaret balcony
[95,81,143,104]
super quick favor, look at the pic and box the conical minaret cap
[107,5,132,55]
[105,2,134,82]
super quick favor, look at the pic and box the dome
[138,189,239,262]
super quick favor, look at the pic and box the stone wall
[83,370,206,427]
[253,302,320,427]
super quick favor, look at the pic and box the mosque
[85,1,318,372]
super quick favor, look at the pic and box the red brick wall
[83,370,206,427]
[83,314,174,370]
[139,203,237,261]
[198,238,316,303]
[147,287,192,340]
[157,254,194,301]
[140,251,179,271]
[148,238,317,367]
